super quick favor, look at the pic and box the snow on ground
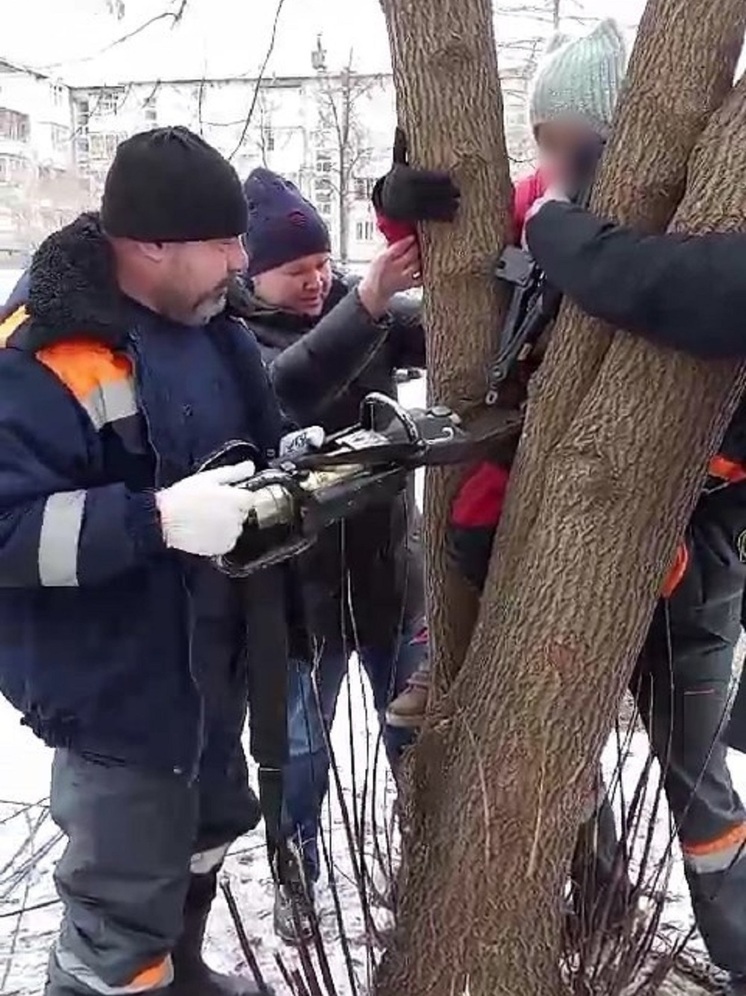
[3,689,746,993]
[0,674,399,995]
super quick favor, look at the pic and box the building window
[52,83,67,106]
[355,220,376,243]
[314,171,333,216]
[143,96,157,124]
[0,108,30,143]
[353,177,376,201]
[75,98,90,130]
[96,90,121,116]
[89,132,126,161]
[315,149,333,173]
[0,154,29,183]
[51,124,70,152]
[263,127,275,152]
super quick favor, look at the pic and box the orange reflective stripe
[0,305,29,346]
[682,823,746,874]
[35,339,132,402]
[660,542,689,598]
[130,957,171,989]
[35,339,138,431]
[708,454,746,485]
[683,822,746,858]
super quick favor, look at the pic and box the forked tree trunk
[376,1,746,995]
[496,0,746,591]
[379,0,513,692]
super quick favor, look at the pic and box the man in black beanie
[0,127,285,995]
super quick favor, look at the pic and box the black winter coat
[525,201,746,463]
[230,275,427,656]
[526,201,746,360]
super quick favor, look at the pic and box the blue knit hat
[529,19,628,138]
[243,168,331,277]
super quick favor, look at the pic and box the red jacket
[512,169,547,243]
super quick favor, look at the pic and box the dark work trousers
[279,621,424,883]
[574,483,746,974]
[45,713,260,995]
[726,580,746,751]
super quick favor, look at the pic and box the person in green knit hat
[514,17,628,235]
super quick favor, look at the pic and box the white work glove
[156,461,257,557]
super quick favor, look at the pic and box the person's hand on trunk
[372,127,460,245]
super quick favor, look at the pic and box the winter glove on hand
[447,460,511,592]
[156,461,257,557]
[372,127,461,243]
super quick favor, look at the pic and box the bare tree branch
[40,0,189,71]
[227,0,288,161]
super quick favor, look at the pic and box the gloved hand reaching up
[156,461,257,557]
[372,127,461,244]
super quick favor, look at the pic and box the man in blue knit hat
[231,166,427,942]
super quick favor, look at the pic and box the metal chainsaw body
[209,392,520,577]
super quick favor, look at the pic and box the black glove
[372,127,461,223]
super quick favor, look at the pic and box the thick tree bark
[495,0,746,590]
[376,2,746,996]
[380,0,513,691]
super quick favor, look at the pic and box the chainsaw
[203,391,521,577]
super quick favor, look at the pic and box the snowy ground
[0,677,400,994]
[0,269,743,993]
[3,690,746,994]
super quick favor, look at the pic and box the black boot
[170,871,272,996]
[273,879,316,945]
[271,840,318,945]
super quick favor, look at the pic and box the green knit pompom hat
[529,18,628,139]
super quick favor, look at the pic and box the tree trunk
[495,0,746,594]
[376,2,746,996]
[338,78,351,265]
[380,0,513,692]
[338,170,349,265]
[338,154,350,265]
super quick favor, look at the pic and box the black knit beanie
[100,126,248,242]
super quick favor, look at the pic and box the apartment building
[0,58,88,263]
[0,56,533,265]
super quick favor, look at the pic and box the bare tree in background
[495,0,589,169]
[255,88,278,169]
[313,40,377,265]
